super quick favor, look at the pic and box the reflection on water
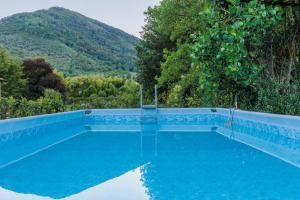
[1,130,300,199]
[0,132,144,199]
[62,166,150,200]
[0,188,51,200]
[0,166,149,200]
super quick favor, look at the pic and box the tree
[0,46,26,97]
[191,0,282,106]
[136,0,207,104]
[136,5,175,96]
[22,58,67,99]
[137,0,300,114]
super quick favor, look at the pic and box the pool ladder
[226,94,238,128]
[140,85,158,108]
[224,95,238,139]
[140,85,158,122]
[228,108,235,127]
[140,85,158,156]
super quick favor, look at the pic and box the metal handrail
[155,85,158,108]
[140,85,158,109]
[234,94,238,109]
[140,85,143,108]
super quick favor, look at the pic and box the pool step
[141,124,157,131]
[142,105,157,109]
[140,115,158,123]
[140,85,158,126]
[140,107,158,124]
[141,115,157,119]
[140,115,158,125]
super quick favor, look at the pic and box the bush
[39,89,65,114]
[254,80,300,115]
[0,89,65,119]
[22,59,67,99]
[0,97,17,119]
[66,76,139,109]
[0,47,26,97]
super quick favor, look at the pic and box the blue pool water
[1,109,300,200]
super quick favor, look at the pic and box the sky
[0,0,161,37]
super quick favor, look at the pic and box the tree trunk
[267,35,275,78]
[287,38,296,83]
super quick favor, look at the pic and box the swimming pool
[0,108,300,199]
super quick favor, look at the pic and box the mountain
[0,7,139,76]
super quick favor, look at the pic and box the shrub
[254,80,300,115]
[0,89,65,119]
[0,97,17,119]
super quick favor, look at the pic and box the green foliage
[254,80,300,115]
[158,45,191,92]
[39,89,65,113]
[136,0,207,102]
[165,71,201,107]
[66,76,140,109]
[0,47,140,119]
[0,89,65,119]
[0,46,26,97]
[0,97,18,119]
[155,0,207,43]
[0,7,139,76]
[17,89,65,117]
[137,0,300,115]
[158,44,199,106]
[136,6,173,94]
[192,0,282,95]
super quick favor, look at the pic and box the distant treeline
[0,47,139,119]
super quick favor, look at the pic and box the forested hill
[0,7,139,76]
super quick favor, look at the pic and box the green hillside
[0,7,139,76]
